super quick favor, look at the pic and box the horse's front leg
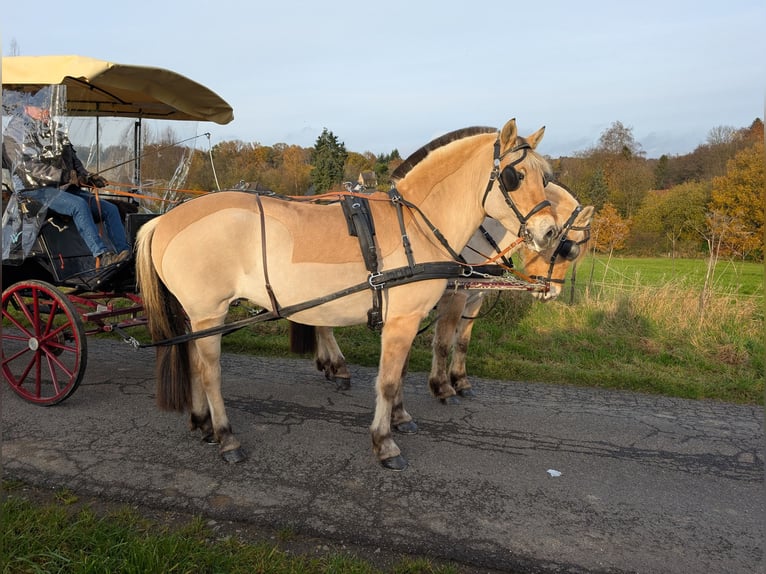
[449,292,485,398]
[391,349,418,433]
[189,331,246,463]
[314,326,351,389]
[428,291,467,404]
[370,314,421,471]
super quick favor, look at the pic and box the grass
[219,255,764,404]
[0,482,463,574]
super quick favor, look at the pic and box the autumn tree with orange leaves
[708,140,764,260]
[591,202,631,256]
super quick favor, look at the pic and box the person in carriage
[2,86,130,268]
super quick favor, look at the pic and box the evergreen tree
[310,128,347,194]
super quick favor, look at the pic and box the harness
[140,135,555,347]
[527,202,591,286]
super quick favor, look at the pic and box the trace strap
[138,260,472,347]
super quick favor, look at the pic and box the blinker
[557,239,579,261]
[499,165,524,192]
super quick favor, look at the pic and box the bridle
[481,136,552,243]
[528,202,591,287]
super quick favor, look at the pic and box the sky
[2,0,764,159]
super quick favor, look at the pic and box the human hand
[88,174,107,188]
[68,169,80,187]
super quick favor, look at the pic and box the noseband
[481,136,552,243]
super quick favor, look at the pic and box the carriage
[1,55,234,405]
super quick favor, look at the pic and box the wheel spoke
[5,348,37,387]
[2,280,88,405]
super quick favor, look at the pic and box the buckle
[368,272,384,290]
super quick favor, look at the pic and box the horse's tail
[288,321,317,355]
[135,218,191,413]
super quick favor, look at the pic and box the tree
[282,145,312,195]
[592,202,631,255]
[311,128,347,194]
[583,168,610,211]
[709,141,764,260]
[343,151,375,184]
[630,182,710,257]
[596,121,644,157]
[654,155,670,189]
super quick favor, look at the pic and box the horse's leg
[428,291,467,404]
[189,329,246,463]
[391,349,418,434]
[449,292,485,398]
[370,314,422,471]
[314,327,352,390]
[189,368,214,443]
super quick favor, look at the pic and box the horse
[425,183,593,402]
[135,118,559,471]
[301,182,594,402]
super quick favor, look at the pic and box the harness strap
[140,260,472,347]
[388,187,418,268]
[478,223,514,268]
[341,194,384,329]
[389,185,465,263]
[254,193,282,316]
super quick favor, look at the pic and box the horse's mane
[391,126,498,181]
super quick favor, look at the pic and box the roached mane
[391,126,498,181]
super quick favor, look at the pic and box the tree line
[174,118,763,262]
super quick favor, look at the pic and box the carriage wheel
[1,280,88,405]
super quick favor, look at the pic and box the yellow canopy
[2,54,234,125]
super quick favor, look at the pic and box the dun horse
[136,119,559,470]
[303,183,594,401]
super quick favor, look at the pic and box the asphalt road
[1,338,763,573]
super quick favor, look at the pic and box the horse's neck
[464,217,519,264]
[396,135,495,252]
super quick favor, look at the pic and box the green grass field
[583,255,763,296]
[222,255,764,404]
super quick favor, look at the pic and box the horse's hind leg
[370,314,421,471]
[189,376,214,443]
[315,327,351,389]
[189,330,245,463]
[449,292,485,398]
[428,291,466,404]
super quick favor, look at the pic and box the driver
[2,87,130,268]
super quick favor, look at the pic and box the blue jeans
[20,187,130,257]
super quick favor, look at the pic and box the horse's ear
[577,205,595,225]
[500,118,518,150]
[526,126,546,149]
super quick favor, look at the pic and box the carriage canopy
[2,55,233,124]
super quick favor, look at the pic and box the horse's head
[520,182,594,300]
[482,118,559,252]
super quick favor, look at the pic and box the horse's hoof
[201,433,217,444]
[221,448,247,464]
[334,377,351,391]
[380,455,408,471]
[457,388,476,398]
[394,420,419,434]
[439,395,461,405]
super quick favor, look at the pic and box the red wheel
[2,280,88,405]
